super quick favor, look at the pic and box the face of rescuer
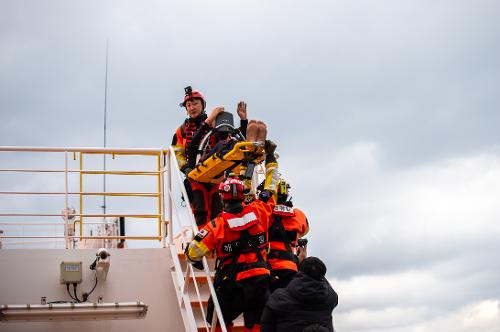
[185,98,204,119]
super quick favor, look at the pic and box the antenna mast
[103,40,109,220]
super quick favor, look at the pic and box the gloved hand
[244,189,255,204]
[264,140,277,156]
[182,166,193,177]
[184,243,204,270]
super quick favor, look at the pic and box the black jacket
[261,272,338,332]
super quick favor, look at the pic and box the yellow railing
[0,146,171,249]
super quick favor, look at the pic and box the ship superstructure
[0,146,240,331]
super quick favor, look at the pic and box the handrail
[0,146,170,248]
[0,192,160,196]
[0,214,161,218]
[0,145,226,332]
[0,146,168,154]
[166,146,227,332]
[0,169,160,174]
[0,236,162,240]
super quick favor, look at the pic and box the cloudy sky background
[1,0,500,331]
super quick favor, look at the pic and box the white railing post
[166,146,228,332]
[64,150,70,249]
[167,150,174,245]
[160,150,167,248]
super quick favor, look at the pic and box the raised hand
[236,101,247,120]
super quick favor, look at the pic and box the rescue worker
[171,86,248,228]
[185,141,279,332]
[261,178,309,291]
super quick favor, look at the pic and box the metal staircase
[166,147,246,332]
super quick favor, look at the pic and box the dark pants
[188,180,222,228]
[208,275,270,330]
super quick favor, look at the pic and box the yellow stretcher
[187,141,266,184]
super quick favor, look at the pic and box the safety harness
[179,115,207,147]
[268,205,298,263]
[213,209,269,286]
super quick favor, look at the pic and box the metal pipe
[157,154,161,241]
[0,192,160,197]
[159,152,166,247]
[64,151,70,249]
[0,235,162,240]
[0,146,168,154]
[0,169,159,175]
[0,222,121,226]
[0,214,161,218]
[79,152,83,240]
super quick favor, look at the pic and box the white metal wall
[0,248,185,332]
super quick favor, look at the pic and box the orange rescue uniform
[186,199,273,282]
[267,204,309,272]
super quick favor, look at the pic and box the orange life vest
[267,205,309,272]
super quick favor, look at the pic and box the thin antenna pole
[103,40,109,221]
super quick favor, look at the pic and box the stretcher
[187,141,265,184]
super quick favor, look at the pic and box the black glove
[192,260,204,270]
[264,140,277,156]
[259,189,272,202]
[182,166,193,177]
[264,140,277,164]
[244,189,255,204]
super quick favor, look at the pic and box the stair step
[191,300,208,308]
[196,323,245,331]
[196,316,245,331]
[173,231,243,332]
[190,271,215,281]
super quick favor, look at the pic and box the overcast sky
[1,0,500,331]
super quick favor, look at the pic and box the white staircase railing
[164,147,227,332]
[0,146,227,332]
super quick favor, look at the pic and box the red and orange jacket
[267,204,309,272]
[186,200,273,282]
[171,115,210,173]
[172,116,248,174]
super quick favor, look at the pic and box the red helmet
[180,86,206,109]
[218,177,245,201]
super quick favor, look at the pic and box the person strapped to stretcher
[186,107,272,217]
